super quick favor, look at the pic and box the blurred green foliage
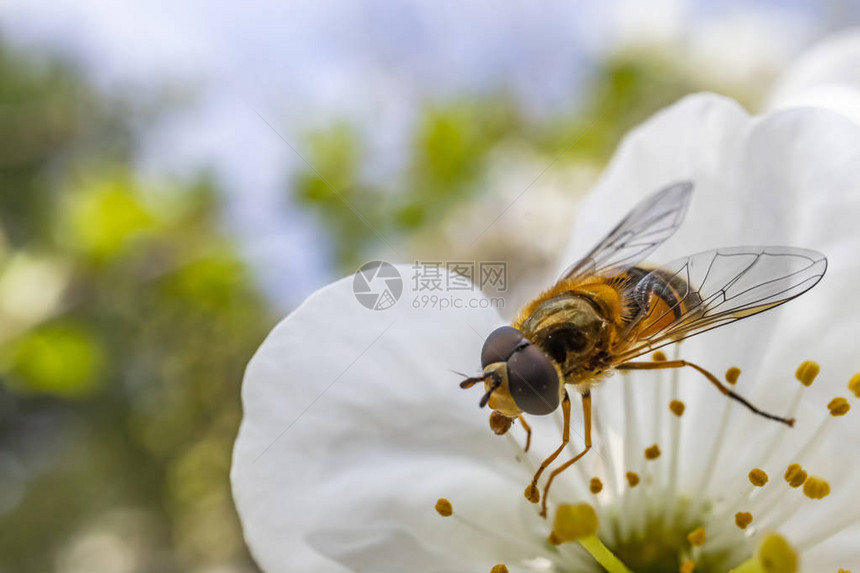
[0,27,742,573]
[0,41,271,572]
[295,52,705,272]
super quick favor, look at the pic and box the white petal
[768,30,860,126]
[232,266,543,572]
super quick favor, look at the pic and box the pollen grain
[784,464,808,488]
[435,498,453,517]
[803,476,831,500]
[645,444,662,460]
[725,366,741,385]
[795,360,820,387]
[749,468,769,487]
[828,397,851,416]
[687,527,706,547]
[849,373,860,398]
[735,512,753,530]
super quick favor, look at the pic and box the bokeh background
[1,1,859,572]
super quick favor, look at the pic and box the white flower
[232,93,860,573]
[768,29,860,126]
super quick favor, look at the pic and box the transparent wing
[560,181,693,282]
[614,246,827,363]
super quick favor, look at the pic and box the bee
[459,181,827,517]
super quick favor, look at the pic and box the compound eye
[507,344,560,415]
[481,326,525,368]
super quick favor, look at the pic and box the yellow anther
[725,366,741,385]
[795,360,820,387]
[757,533,797,573]
[680,560,695,573]
[849,373,860,398]
[547,531,563,546]
[524,484,539,503]
[435,498,453,517]
[490,565,509,573]
[626,472,640,487]
[828,397,851,416]
[749,468,769,487]
[784,464,808,488]
[653,351,667,362]
[687,527,706,547]
[735,512,753,529]
[552,503,599,542]
[590,477,604,494]
[803,476,831,500]
[645,444,662,460]
[838,569,852,573]
[670,400,686,416]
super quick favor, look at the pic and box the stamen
[748,469,768,487]
[626,472,640,487]
[490,565,508,573]
[645,444,661,460]
[590,477,603,494]
[735,512,753,529]
[681,561,695,573]
[784,464,807,488]
[849,373,860,397]
[664,345,683,527]
[687,527,706,547]
[705,361,812,528]
[802,476,830,499]
[795,360,820,387]
[653,350,667,362]
[688,376,734,523]
[670,399,686,416]
[435,498,453,517]
[433,497,547,557]
[621,374,643,540]
[726,366,741,385]
[827,397,850,416]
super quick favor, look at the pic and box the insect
[459,181,827,517]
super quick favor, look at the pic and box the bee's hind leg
[539,390,592,518]
[617,359,795,427]
[518,415,532,452]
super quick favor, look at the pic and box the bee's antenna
[478,373,502,408]
[457,370,489,389]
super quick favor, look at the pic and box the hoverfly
[459,181,827,517]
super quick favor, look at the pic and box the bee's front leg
[524,391,571,506]
[540,390,592,518]
[518,415,532,453]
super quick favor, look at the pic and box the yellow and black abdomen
[622,265,701,339]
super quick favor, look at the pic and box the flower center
[434,359,859,573]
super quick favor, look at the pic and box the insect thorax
[517,294,612,383]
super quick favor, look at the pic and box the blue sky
[1,0,850,308]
